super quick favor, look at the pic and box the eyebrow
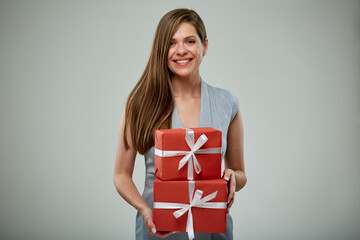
[171,35,198,41]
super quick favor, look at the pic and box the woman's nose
[176,43,187,55]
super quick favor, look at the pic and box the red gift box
[154,127,222,180]
[153,178,227,238]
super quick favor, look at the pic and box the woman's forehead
[171,22,200,39]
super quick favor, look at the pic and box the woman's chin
[171,70,199,80]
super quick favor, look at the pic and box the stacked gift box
[153,128,227,240]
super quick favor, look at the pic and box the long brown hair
[124,8,207,155]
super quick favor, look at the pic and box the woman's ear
[203,38,208,56]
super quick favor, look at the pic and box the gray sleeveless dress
[135,79,239,240]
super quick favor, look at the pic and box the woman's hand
[140,207,176,238]
[223,169,236,212]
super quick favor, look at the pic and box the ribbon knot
[173,189,218,218]
[177,129,208,179]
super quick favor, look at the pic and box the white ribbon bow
[155,128,221,180]
[153,181,227,240]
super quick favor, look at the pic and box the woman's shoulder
[203,80,238,103]
[203,80,239,121]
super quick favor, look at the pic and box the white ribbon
[154,128,221,180]
[154,181,227,240]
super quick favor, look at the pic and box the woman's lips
[173,58,192,66]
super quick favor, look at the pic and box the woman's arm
[113,111,173,238]
[223,109,247,211]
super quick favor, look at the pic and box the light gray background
[0,0,359,239]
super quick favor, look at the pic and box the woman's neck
[171,74,201,98]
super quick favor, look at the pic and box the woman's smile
[173,58,193,65]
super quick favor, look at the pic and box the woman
[113,8,246,240]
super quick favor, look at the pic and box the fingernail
[224,176,229,181]
[152,228,156,234]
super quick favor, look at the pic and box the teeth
[176,59,190,64]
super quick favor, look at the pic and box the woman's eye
[170,42,175,46]
[187,40,195,44]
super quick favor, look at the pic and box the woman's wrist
[138,204,152,216]
[233,169,247,191]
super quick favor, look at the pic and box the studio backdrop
[0,0,359,239]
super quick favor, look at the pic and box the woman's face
[167,22,208,80]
